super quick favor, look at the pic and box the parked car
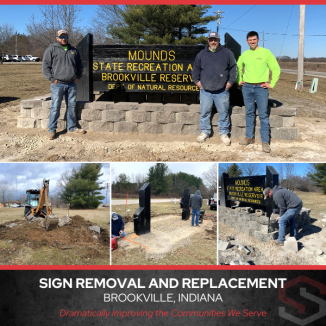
[208,193,217,210]
[23,55,40,62]
[2,55,13,62]
[12,55,23,62]
[11,203,22,208]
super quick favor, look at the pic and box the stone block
[77,120,89,130]
[20,107,31,118]
[243,227,255,237]
[188,104,201,113]
[230,215,239,224]
[271,127,299,140]
[163,123,184,135]
[41,119,49,129]
[255,216,270,225]
[89,121,114,132]
[270,107,297,116]
[176,112,199,125]
[163,104,189,112]
[284,237,298,252]
[238,212,251,221]
[102,110,126,122]
[42,100,65,109]
[231,106,246,114]
[114,102,139,111]
[21,99,43,109]
[260,225,269,233]
[126,111,151,123]
[152,111,176,124]
[283,116,295,127]
[138,103,164,112]
[17,118,37,128]
[183,124,201,135]
[231,114,246,127]
[257,115,283,128]
[218,241,231,251]
[211,113,219,126]
[31,108,50,119]
[231,126,246,138]
[138,122,163,134]
[89,101,114,110]
[249,220,261,231]
[255,230,278,242]
[81,109,102,121]
[114,121,138,133]
[57,120,66,130]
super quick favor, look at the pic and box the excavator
[23,179,58,230]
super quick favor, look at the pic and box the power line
[279,5,295,57]
[224,5,256,29]
[219,27,326,36]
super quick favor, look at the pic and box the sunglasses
[58,35,68,39]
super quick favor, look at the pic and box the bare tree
[26,5,84,57]
[0,23,15,55]
[240,163,264,176]
[202,163,217,193]
[90,5,127,44]
[0,181,15,202]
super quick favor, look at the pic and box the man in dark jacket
[111,212,125,237]
[192,31,237,145]
[42,30,86,140]
[263,186,303,246]
[190,190,203,226]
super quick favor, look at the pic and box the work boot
[270,240,283,246]
[262,143,271,153]
[48,131,56,140]
[197,133,209,143]
[68,128,86,134]
[221,134,231,146]
[239,137,255,146]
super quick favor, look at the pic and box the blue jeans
[199,88,230,136]
[112,231,125,238]
[242,83,269,143]
[278,204,302,243]
[192,209,200,226]
[48,82,77,132]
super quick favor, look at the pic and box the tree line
[112,163,217,198]
[0,5,214,59]
[219,163,326,194]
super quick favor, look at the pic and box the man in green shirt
[237,31,280,153]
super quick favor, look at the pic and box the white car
[23,55,40,62]
[12,55,23,62]
[11,203,21,208]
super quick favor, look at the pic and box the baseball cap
[57,30,68,37]
[208,31,220,39]
[263,187,272,199]
[111,212,118,220]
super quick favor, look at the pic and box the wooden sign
[93,45,204,93]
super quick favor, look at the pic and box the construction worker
[42,30,86,140]
[237,31,280,153]
[111,212,125,237]
[190,190,203,226]
[192,31,237,146]
[263,186,303,246]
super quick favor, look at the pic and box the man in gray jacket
[192,31,237,145]
[42,30,85,140]
[263,186,303,246]
[190,190,203,226]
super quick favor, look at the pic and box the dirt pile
[0,215,109,250]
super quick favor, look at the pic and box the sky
[1,5,326,58]
[111,162,216,184]
[218,163,311,177]
[0,163,110,202]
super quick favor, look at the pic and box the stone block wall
[18,95,299,139]
[218,206,311,242]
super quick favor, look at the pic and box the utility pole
[297,5,305,91]
[213,10,224,34]
[263,31,265,48]
[104,182,109,207]
[15,31,17,55]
